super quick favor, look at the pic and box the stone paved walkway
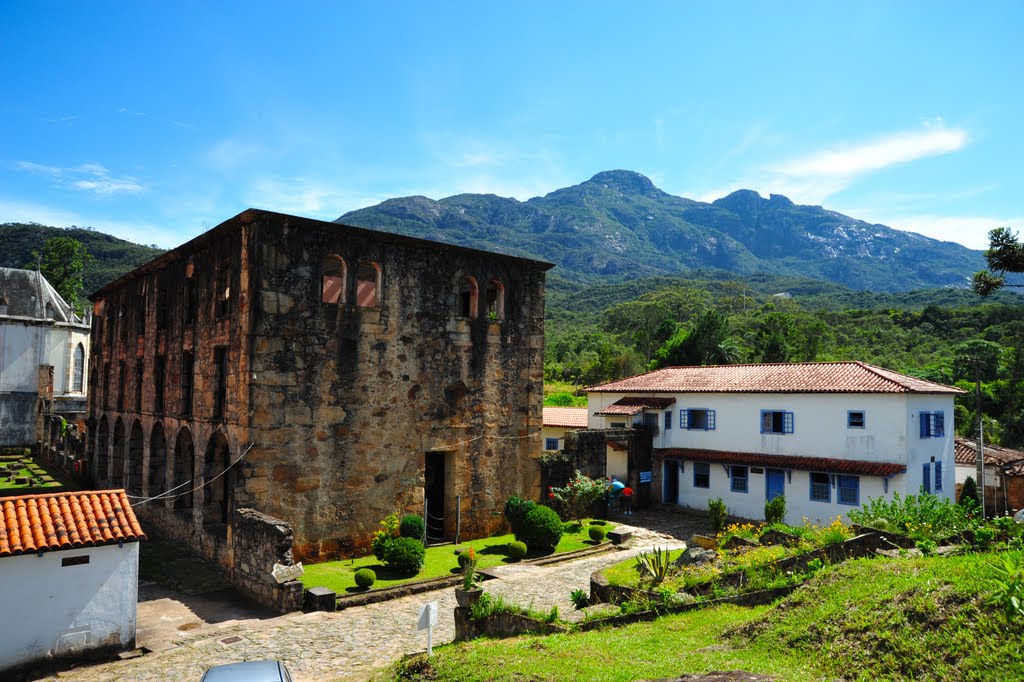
[39,506,711,682]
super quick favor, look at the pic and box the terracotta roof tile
[0,490,145,559]
[586,361,965,395]
[542,407,589,428]
[594,396,677,416]
[656,447,907,477]
[954,437,1024,475]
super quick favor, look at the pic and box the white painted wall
[541,426,569,451]
[0,320,89,396]
[606,446,628,480]
[0,542,139,671]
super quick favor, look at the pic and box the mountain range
[337,170,985,292]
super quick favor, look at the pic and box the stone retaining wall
[454,607,568,641]
[230,507,303,613]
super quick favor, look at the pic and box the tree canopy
[25,237,94,313]
[973,227,1024,296]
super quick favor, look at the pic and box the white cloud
[0,198,182,248]
[775,127,968,177]
[13,160,144,195]
[862,213,1024,250]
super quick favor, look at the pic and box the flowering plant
[549,470,607,522]
[461,547,479,590]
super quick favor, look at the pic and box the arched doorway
[173,427,195,512]
[95,416,109,485]
[149,422,167,498]
[203,431,232,525]
[127,420,144,496]
[111,418,125,487]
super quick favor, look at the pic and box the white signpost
[417,601,439,656]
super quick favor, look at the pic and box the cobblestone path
[40,508,710,682]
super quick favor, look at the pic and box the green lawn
[0,458,62,493]
[377,552,1024,682]
[303,521,604,594]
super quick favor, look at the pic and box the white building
[0,489,145,673]
[542,406,588,451]
[0,267,91,448]
[586,362,962,525]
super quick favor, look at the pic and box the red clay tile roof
[594,396,677,416]
[954,437,1024,475]
[0,489,146,558]
[542,407,589,428]
[656,448,907,477]
[586,361,964,395]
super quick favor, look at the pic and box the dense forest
[544,272,1024,448]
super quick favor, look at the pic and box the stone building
[86,209,551,565]
[0,267,90,451]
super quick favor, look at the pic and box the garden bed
[303,519,613,607]
[0,455,66,495]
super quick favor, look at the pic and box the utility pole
[975,360,985,516]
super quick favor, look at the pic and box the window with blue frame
[837,475,860,505]
[848,411,865,428]
[731,465,749,493]
[664,411,672,431]
[761,410,794,434]
[544,437,559,451]
[693,462,710,488]
[935,461,943,492]
[922,462,932,494]
[680,408,716,430]
[810,472,831,502]
[919,411,945,438]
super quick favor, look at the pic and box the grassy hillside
[0,222,164,296]
[382,553,1024,681]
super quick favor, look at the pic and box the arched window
[458,276,478,318]
[355,262,381,308]
[485,279,505,320]
[321,255,347,304]
[72,343,85,393]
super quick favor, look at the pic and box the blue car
[200,660,294,682]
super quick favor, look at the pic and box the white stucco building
[0,489,145,673]
[0,267,91,448]
[542,406,588,451]
[586,362,963,525]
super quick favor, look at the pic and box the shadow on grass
[477,543,511,556]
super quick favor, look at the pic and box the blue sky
[2,2,1021,250]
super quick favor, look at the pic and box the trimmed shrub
[382,537,425,576]
[765,495,786,525]
[504,495,537,538]
[372,512,401,561]
[588,525,607,542]
[354,568,376,588]
[399,514,425,540]
[506,540,528,560]
[520,505,563,552]
[457,549,475,569]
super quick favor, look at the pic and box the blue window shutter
[680,409,688,429]
[936,412,944,437]
[920,412,929,438]
[760,410,769,433]
[707,410,716,431]
[922,463,931,494]
[784,412,794,434]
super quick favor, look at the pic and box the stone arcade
[86,208,551,569]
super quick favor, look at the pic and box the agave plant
[634,546,673,585]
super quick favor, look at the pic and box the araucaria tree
[26,237,95,314]
[973,227,1024,296]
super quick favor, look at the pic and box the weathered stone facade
[86,208,551,570]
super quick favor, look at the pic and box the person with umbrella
[607,476,625,512]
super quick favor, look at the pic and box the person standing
[621,485,633,515]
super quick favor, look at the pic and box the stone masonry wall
[239,212,549,562]
[229,507,303,613]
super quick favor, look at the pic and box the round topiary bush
[399,514,426,540]
[354,568,376,588]
[457,549,475,569]
[506,540,528,560]
[519,505,563,552]
[383,536,426,576]
[588,525,607,542]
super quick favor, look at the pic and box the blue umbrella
[609,479,625,493]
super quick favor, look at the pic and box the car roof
[201,660,286,681]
